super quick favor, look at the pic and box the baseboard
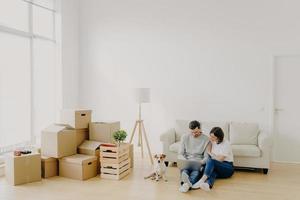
[272,160,300,164]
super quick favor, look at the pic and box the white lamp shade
[135,88,151,103]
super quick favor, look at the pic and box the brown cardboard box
[41,156,58,178]
[78,140,101,156]
[5,153,41,186]
[75,129,89,147]
[129,144,134,168]
[41,124,77,158]
[89,122,120,143]
[59,154,97,180]
[60,109,92,129]
[78,140,102,174]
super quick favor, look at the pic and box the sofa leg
[164,161,169,167]
[263,168,268,174]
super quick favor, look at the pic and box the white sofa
[160,120,272,174]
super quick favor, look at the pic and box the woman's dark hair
[210,127,224,144]
[189,120,201,130]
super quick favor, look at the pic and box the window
[0,0,59,153]
[33,38,57,143]
[0,33,31,147]
[33,5,54,39]
[0,0,29,31]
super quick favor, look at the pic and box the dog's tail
[144,173,155,179]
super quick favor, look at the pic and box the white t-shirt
[211,139,234,162]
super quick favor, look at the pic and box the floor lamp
[129,88,153,165]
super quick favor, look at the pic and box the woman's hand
[214,155,225,162]
[208,152,225,162]
[208,152,217,158]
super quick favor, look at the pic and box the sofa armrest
[258,132,272,150]
[160,128,176,146]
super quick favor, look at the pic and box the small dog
[144,154,168,182]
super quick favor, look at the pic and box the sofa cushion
[230,122,259,145]
[232,144,261,157]
[202,122,229,140]
[169,142,181,153]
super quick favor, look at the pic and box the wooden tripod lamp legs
[129,120,153,165]
[129,121,138,144]
[141,122,153,165]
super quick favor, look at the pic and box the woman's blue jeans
[204,158,234,187]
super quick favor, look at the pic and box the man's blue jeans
[181,168,203,185]
[204,158,234,187]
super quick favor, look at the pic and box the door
[274,55,300,163]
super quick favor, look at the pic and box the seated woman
[192,127,234,191]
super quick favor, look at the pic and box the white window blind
[33,38,57,142]
[0,32,31,147]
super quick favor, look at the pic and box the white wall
[78,0,300,153]
[61,0,79,109]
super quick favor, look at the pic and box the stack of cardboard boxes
[5,109,134,185]
[41,109,99,180]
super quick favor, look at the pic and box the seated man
[178,120,209,193]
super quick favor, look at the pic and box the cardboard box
[41,156,58,178]
[89,122,120,143]
[60,109,92,129]
[75,129,89,147]
[78,140,101,157]
[78,140,101,174]
[5,153,41,186]
[41,124,77,158]
[59,154,97,180]
[129,144,134,168]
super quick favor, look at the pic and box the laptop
[177,156,204,171]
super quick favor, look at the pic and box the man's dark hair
[210,127,224,144]
[189,120,201,130]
